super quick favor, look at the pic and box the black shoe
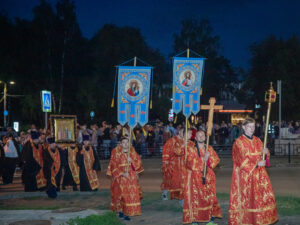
[118,212,124,218]
[73,186,78,191]
[62,185,66,190]
[123,215,131,221]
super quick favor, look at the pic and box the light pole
[0,81,15,127]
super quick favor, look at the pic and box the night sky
[1,0,300,69]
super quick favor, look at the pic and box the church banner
[118,66,152,128]
[172,57,205,117]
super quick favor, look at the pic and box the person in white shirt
[2,134,20,184]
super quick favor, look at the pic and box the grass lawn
[276,195,300,216]
[62,212,125,225]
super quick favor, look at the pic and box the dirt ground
[1,157,300,224]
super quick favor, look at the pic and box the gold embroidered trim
[124,202,141,206]
[229,204,277,212]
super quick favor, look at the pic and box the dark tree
[244,35,300,120]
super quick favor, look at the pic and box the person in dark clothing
[146,126,155,156]
[0,136,7,181]
[219,122,229,145]
[43,137,62,198]
[76,134,101,191]
[2,134,21,184]
[22,131,46,192]
[61,145,79,191]
[254,122,263,139]
[102,123,111,159]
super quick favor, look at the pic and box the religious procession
[1,49,284,225]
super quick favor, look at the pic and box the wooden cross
[200,97,223,137]
[200,97,223,184]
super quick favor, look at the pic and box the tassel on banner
[111,68,118,108]
[191,115,195,124]
[131,130,136,140]
[150,68,154,110]
[142,127,147,137]
[174,115,177,124]
[200,88,203,96]
[111,98,115,108]
[172,85,175,94]
[187,119,191,129]
[122,127,125,136]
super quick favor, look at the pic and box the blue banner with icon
[118,66,152,128]
[172,57,205,117]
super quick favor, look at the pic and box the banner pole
[185,48,190,161]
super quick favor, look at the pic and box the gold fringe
[122,127,125,136]
[174,115,177,124]
[200,88,203,96]
[111,98,114,108]
[150,100,152,109]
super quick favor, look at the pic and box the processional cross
[200,97,223,184]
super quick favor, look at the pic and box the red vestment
[68,146,80,185]
[30,140,47,189]
[183,142,222,224]
[47,146,61,187]
[107,146,143,216]
[81,146,99,190]
[161,136,186,199]
[229,135,278,225]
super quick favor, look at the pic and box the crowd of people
[76,119,300,159]
[0,125,101,198]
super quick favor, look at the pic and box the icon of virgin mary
[127,80,140,97]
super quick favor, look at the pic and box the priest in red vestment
[229,117,278,225]
[183,130,222,225]
[161,127,186,201]
[107,135,144,221]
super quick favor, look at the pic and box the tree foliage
[244,35,300,120]
[0,1,169,126]
[0,4,243,128]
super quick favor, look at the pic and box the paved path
[1,158,300,197]
[0,209,104,225]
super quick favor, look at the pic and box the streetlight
[0,80,15,127]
